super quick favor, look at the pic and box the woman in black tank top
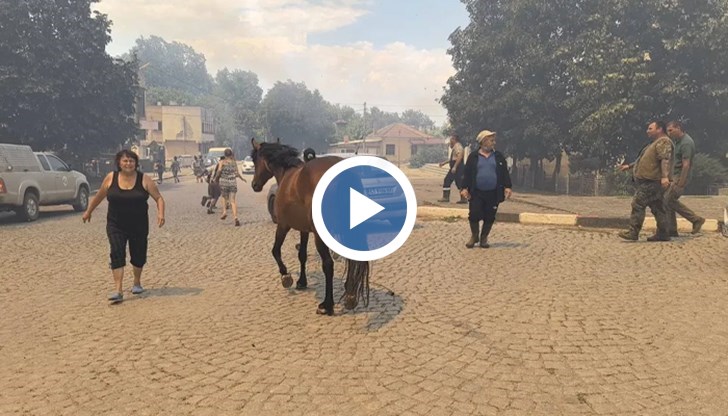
[82,150,166,304]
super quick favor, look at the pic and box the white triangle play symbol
[350,188,385,230]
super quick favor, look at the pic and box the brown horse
[250,138,369,316]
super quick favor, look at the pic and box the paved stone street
[2,175,728,415]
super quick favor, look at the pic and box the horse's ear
[251,137,260,150]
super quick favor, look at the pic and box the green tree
[444,0,728,171]
[400,109,435,131]
[259,80,336,152]
[213,68,262,138]
[0,0,139,159]
[128,35,213,97]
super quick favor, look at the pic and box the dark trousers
[630,180,669,236]
[664,184,701,233]
[468,189,499,224]
[443,161,464,190]
[107,222,148,269]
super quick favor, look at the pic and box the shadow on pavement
[297,270,403,331]
[139,287,204,298]
[0,209,79,226]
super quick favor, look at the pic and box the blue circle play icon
[312,156,417,261]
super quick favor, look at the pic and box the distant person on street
[202,156,225,214]
[193,156,205,183]
[155,160,164,184]
[665,121,705,235]
[618,121,674,241]
[82,149,166,304]
[171,156,180,183]
[460,130,512,248]
[214,149,246,226]
[438,134,467,204]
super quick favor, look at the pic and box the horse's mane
[251,143,302,169]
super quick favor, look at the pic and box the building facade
[328,123,443,166]
[141,104,215,163]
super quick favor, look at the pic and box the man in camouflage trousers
[618,121,674,241]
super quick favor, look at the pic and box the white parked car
[241,156,255,174]
[0,143,90,221]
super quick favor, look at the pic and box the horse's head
[250,138,273,192]
[250,137,303,192]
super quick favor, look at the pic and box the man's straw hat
[476,130,496,143]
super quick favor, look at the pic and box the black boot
[466,221,479,248]
[456,193,468,204]
[480,222,494,248]
[438,189,451,203]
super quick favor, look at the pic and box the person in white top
[438,134,467,203]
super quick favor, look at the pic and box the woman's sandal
[220,214,227,220]
[234,219,240,226]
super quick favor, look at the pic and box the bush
[410,145,447,168]
[685,153,728,194]
[603,169,635,196]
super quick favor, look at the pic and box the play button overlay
[313,156,417,262]
[349,188,384,229]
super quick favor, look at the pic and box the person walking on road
[155,160,164,184]
[82,149,166,304]
[438,134,467,204]
[214,148,246,227]
[460,130,512,248]
[171,156,181,183]
[618,121,674,241]
[665,121,705,235]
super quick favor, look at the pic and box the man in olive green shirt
[665,121,705,235]
[618,121,673,241]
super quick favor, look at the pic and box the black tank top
[107,171,149,227]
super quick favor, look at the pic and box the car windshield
[244,156,252,162]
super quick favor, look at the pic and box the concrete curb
[416,206,721,232]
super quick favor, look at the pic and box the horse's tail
[342,260,370,310]
[303,148,316,162]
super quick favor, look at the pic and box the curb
[416,206,721,233]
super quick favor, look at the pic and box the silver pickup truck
[0,143,90,221]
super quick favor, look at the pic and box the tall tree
[129,35,213,98]
[213,68,262,139]
[259,80,336,152]
[0,0,139,159]
[444,0,728,167]
[400,109,435,131]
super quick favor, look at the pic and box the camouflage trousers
[629,179,670,237]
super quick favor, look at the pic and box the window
[46,155,68,171]
[411,145,419,155]
[385,144,395,155]
[36,155,50,171]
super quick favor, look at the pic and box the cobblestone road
[2,176,728,415]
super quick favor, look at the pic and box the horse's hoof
[343,294,358,310]
[281,274,293,288]
[316,303,334,316]
[295,281,307,290]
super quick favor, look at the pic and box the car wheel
[268,195,277,223]
[16,191,39,222]
[72,186,89,212]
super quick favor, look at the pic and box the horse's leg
[272,224,293,288]
[314,234,334,315]
[296,231,309,290]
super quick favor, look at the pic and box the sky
[94,0,471,126]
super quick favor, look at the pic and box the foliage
[0,0,139,159]
[258,80,336,152]
[127,35,213,96]
[603,170,634,196]
[409,145,447,168]
[686,153,728,194]
[444,0,728,166]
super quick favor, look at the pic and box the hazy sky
[94,0,470,125]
